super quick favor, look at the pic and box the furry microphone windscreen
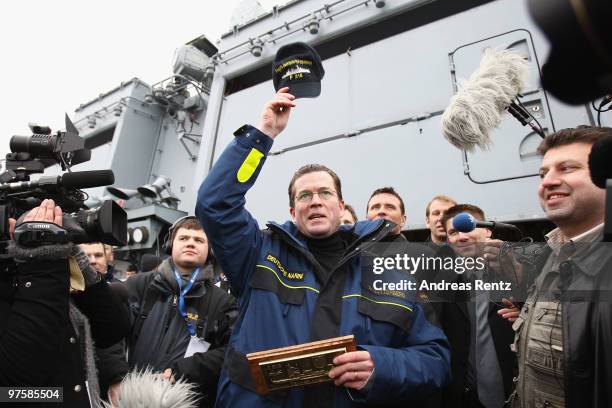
[441,49,529,151]
[101,369,200,408]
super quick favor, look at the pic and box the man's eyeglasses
[295,189,337,203]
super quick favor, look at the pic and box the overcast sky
[0,0,279,158]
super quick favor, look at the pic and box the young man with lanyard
[125,216,236,406]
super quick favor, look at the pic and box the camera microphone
[452,212,522,236]
[60,170,115,189]
[0,170,115,192]
[441,49,543,151]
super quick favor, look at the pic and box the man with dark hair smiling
[501,126,612,408]
[197,88,449,407]
[441,204,489,259]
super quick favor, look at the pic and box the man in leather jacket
[504,126,612,408]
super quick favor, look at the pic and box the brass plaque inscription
[246,335,356,395]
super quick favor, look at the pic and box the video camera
[528,0,612,242]
[0,115,127,250]
[528,0,611,105]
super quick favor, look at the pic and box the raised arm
[196,89,295,296]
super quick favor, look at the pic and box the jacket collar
[156,258,213,294]
[539,228,610,277]
[545,223,604,255]
[266,218,394,249]
[105,264,116,281]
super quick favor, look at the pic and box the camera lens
[10,134,58,156]
[62,200,128,246]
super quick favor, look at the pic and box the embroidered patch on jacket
[266,253,305,281]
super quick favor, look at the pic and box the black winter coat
[0,257,130,408]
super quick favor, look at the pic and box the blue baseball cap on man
[272,42,325,98]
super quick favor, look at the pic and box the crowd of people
[1,87,611,408]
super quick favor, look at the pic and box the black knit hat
[272,42,325,98]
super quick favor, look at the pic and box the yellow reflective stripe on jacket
[255,264,320,293]
[342,293,413,312]
[237,148,264,183]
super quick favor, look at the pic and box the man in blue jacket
[197,88,450,407]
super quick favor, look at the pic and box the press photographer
[0,118,129,407]
[0,199,130,407]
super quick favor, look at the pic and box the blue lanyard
[173,267,200,337]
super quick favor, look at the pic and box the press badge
[184,336,211,358]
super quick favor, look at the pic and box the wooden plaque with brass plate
[246,335,357,395]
